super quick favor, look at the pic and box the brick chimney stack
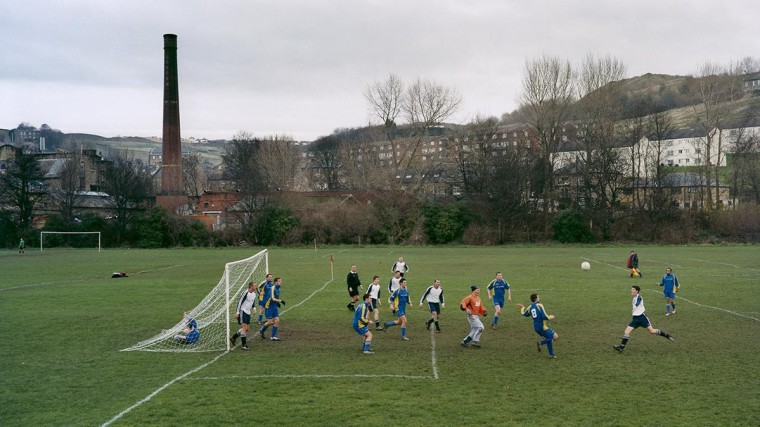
[157,34,186,212]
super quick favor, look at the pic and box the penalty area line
[281,277,334,315]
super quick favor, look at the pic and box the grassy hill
[62,133,224,165]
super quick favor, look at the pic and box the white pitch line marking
[430,327,439,380]
[188,374,431,380]
[684,258,760,272]
[134,264,185,274]
[645,290,759,322]
[2,281,58,291]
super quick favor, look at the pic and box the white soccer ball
[581,261,591,271]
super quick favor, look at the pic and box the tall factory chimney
[157,33,186,212]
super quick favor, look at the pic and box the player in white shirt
[230,281,257,350]
[387,270,402,313]
[419,279,445,332]
[614,285,673,352]
[391,256,409,278]
[366,275,383,330]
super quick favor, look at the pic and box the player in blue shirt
[174,312,200,344]
[614,285,673,352]
[659,268,680,316]
[517,294,558,359]
[259,277,285,341]
[257,274,273,324]
[353,293,374,354]
[487,272,511,330]
[384,278,412,340]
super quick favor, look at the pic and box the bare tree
[573,53,628,239]
[57,150,86,225]
[102,154,153,244]
[222,131,268,232]
[449,116,501,197]
[518,55,575,235]
[365,73,404,129]
[691,61,746,210]
[256,134,300,192]
[308,134,343,191]
[183,153,207,199]
[365,74,461,191]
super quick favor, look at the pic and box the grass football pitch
[1,245,758,426]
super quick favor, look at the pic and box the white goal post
[40,231,102,252]
[122,249,269,353]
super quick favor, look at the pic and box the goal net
[122,249,269,352]
[40,231,101,252]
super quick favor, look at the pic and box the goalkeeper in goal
[174,312,200,344]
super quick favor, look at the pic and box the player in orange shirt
[459,285,487,348]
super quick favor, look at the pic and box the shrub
[552,209,595,243]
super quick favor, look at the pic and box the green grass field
[1,245,758,426]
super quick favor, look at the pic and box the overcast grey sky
[1,0,757,141]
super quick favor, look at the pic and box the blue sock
[666,304,671,313]
[384,321,396,328]
[401,327,406,337]
[493,316,499,325]
[258,314,262,322]
[271,326,278,337]
[546,340,554,357]
[260,325,269,333]
[363,342,370,351]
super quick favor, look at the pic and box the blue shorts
[428,302,441,314]
[370,299,378,310]
[663,291,676,299]
[396,307,407,317]
[354,325,369,336]
[628,314,651,329]
[535,328,555,340]
[493,298,505,308]
[239,312,251,325]
[265,306,279,319]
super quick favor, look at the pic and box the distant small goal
[40,231,102,252]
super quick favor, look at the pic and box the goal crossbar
[40,231,102,252]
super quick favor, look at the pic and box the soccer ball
[581,262,591,271]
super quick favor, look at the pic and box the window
[678,149,683,154]
[667,150,674,155]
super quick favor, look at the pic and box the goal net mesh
[122,249,268,352]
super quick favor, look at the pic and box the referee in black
[347,264,362,311]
